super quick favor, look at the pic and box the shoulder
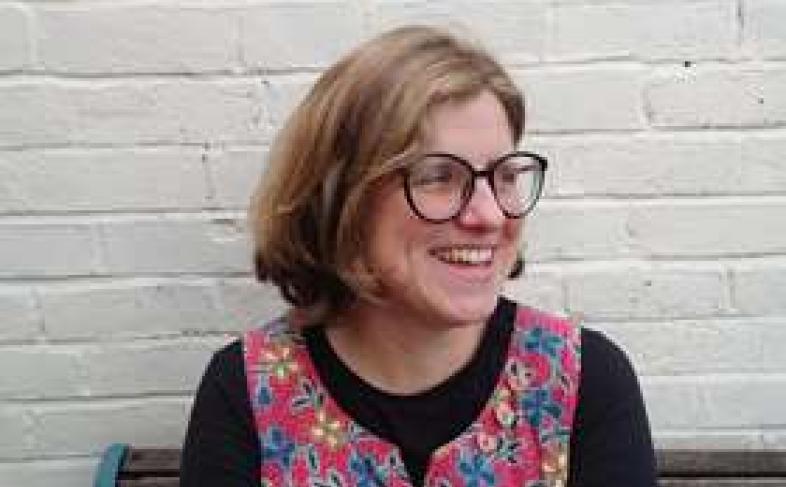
[579,327,640,397]
[201,339,245,389]
[190,339,252,426]
[576,326,648,430]
[569,328,657,485]
[199,313,302,394]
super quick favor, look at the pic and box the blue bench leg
[93,443,129,487]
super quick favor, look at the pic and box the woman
[181,26,657,487]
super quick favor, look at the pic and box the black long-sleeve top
[180,300,657,487]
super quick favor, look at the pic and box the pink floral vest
[243,306,580,487]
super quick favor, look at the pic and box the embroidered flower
[491,387,517,429]
[349,450,388,487]
[250,342,301,384]
[494,400,516,429]
[476,432,499,454]
[260,426,296,471]
[254,374,273,409]
[521,353,552,389]
[521,327,563,359]
[310,409,345,449]
[458,448,496,487]
[521,387,562,429]
[506,361,527,392]
[265,345,300,380]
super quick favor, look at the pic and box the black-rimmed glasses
[402,151,547,223]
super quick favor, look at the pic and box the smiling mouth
[431,247,494,265]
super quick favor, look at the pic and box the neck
[325,302,488,395]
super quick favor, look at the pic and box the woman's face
[364,90,523,328]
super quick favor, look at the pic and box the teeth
[434,247,493,265]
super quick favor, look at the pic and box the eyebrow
[421,151,529,168]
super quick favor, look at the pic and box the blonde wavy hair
[249,25,526,324]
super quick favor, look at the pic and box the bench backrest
[94,445,786,487]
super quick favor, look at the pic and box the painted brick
[207,147,267,209]
[566,266,727,321]
[0,79,267,148]
[645,68,786,128]
[551,0,707,3]
[733,262,786,315]
[593,318,786,376]
[101,215,251,275]
[517,67,645,132]
[81,338,229,396]
[0,221,99,278]
[30,399,190,456]
[240,2,364,69]
[39,280,231,339]
[549,1,737,61]
[0,148,209,213]
[265,73,319,130]
[643,375,786,430]
[745,0,786,59]
[0,347,84,399]
[548,135,786,197]
[0,406,35,460]
[371,0,547,65]
[0,459,94,487]
[502,269,566,314]
[0,6,31,71]
[36,6,238,73]
[215,278,288,328]
[654,431,770,450]
[627,201,786,257]
[0,289,40,341]
[763,431,786,450]
[525,202,632,261]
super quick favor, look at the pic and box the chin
[436,293,500,328]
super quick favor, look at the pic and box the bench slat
[660,479,786,487]
[121,448,180,475]
[658,450,786,476]
[96,445,786,486]
[118,478,179,487]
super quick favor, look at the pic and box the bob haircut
[250,25,526,323]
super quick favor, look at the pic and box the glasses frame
[402,150,548,223]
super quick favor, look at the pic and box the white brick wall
[0,6,31,72]
[548,1,739,61]
[1,1,784,485]
[36,6,240,74]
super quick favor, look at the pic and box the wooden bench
[94,444,786,487]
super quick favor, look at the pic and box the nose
[456,177,505,228]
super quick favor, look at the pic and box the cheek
[364,190,422,271]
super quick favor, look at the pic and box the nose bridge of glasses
[463,166,504,217]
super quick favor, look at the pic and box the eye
[409,156,463,187]
[498,165,519,184]
[496,159,536,185]
[497,165,522,185]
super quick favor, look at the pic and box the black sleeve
[180,341,261,487]
[568,328,658,487]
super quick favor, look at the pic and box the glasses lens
[493,155,543,217]
[407,155,469,221]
